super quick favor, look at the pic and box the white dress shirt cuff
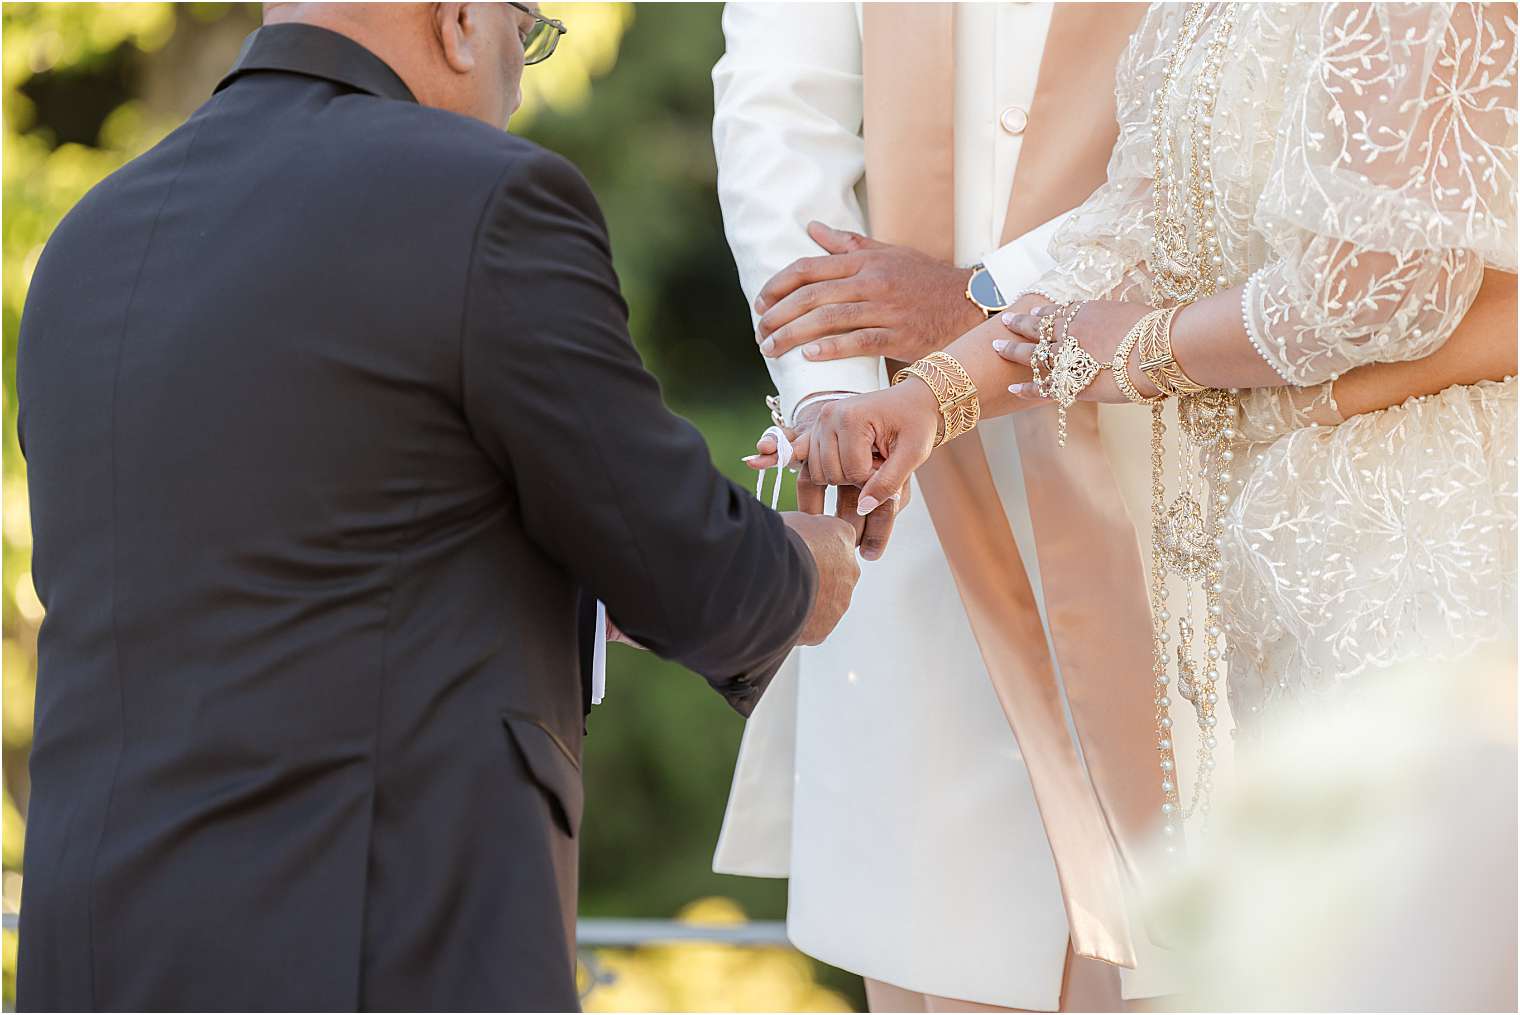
[979,212,1068,306]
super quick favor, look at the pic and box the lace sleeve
[1245,3,1518,386]
[1025,6,1180,305]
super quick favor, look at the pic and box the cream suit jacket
[709,4,1181,1008]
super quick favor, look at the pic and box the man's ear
[433,2,476,74]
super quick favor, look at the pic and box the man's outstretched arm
[462,145,857,713]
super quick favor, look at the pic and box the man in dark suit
[14,4,863,1010]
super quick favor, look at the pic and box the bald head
[262,3,535,127]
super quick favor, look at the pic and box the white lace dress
[1030,2,1518,730]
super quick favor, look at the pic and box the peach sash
[861,3,1151,968]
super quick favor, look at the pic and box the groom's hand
[796,476,905,563]
[782,512,861,645]
[754,221,983,363]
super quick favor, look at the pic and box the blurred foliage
[1,3,853,1011]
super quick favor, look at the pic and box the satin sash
[861,2,1151,968]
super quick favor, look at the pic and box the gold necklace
[1147,2,1240,848]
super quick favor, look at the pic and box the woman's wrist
[895,363,948,420]
[1168,287,1295,392]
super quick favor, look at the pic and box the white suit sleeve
[712,2,884,423]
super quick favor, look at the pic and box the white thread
[754,425,795,509]
[789,391,853,428]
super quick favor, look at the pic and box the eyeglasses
[508,3,567,65]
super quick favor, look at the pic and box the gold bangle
[1138,306,1207,397]
[892,350,981,447]
[1112,313,1166,405]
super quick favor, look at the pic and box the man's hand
[606,616,644,650]
[782,511,861,646]
[755,221,984,363]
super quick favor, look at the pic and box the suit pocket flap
[502,713,584,839]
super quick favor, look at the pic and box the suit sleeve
[463,146,817,715]
[712,2,883,423]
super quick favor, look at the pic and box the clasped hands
[742,220,1161,561]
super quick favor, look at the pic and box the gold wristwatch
[964,263,1011,319]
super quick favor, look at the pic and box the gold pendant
[1178,389,1234,446]
[1156,493,1216,576]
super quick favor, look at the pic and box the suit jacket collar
[216,23,417,104]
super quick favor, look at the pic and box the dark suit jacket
[15,24,815,1012]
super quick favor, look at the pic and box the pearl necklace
[1147,2,1241,848]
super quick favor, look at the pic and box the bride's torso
[1129,3,1518,726]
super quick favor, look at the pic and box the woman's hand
[992,300,1160,404]
[742,395,924,561]
[789,381,940,515]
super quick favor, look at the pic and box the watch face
[969,268,1006,311]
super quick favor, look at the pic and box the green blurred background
[0,3,858,1010]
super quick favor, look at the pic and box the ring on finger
[1031,309,1058,398]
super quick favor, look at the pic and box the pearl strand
[1148,2,1242,841]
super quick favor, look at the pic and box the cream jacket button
[1000,105,1029,135]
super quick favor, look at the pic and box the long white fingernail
[992,339,1009,353]
[856,495,881,515]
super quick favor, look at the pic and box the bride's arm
[909,263,1515,429]
[1005,3,1517,403]
[1175,4,1515,393]
[1329,269,1517,419]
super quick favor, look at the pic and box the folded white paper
[592,599,607,705]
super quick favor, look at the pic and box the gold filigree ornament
[1031,303,1103,447]
[1156,493,1216,576]
[1177,388,1235,447]
[1042,339,1102,447]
